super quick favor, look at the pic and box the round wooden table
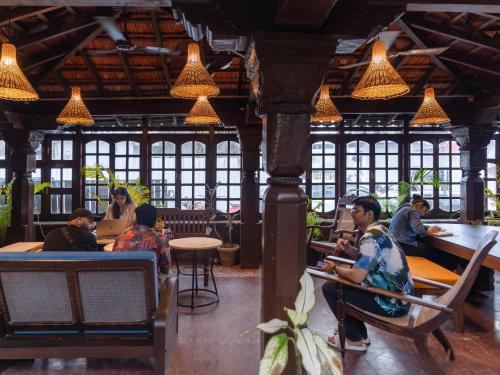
[169,237,222,310]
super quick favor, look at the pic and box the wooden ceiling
[0,2,498,103]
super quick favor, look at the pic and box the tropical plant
[219,206,240,245]
[257,271,342,375]
[306,197,323,240]
[0,179,51,243]
[81,165,150,207]
[398,168,447,207]
[485,165,500,225]
[205,182,220,221]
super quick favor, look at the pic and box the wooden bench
[0,251,178,375]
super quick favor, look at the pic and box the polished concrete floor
[1,266,499,374]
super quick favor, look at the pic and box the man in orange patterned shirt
[113,204,171,275]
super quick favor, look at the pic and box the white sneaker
[327,335,367,353]
[333,329,370,345]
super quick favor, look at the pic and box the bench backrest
[0,251,158,337]
[157,208,210,238]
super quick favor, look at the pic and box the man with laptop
[95,218,127,241]
[43,208,98,252]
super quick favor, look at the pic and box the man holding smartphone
[321,196,413,352]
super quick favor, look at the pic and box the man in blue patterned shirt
[322,196,414,352]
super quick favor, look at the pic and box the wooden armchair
[307,195,361,261]
[307,230,498,375]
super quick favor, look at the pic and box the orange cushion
[407,256,460,289]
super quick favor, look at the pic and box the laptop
[95,219,127,239]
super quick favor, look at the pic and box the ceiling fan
[87,16,181,56]
[337,30,448,70]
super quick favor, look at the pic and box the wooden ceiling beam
[32,12,121,87]
[397,19,464,88]
[440,54,500,77]
[411,66,437,95]
[0,6,59,27]
[340,44,371,95]
[119,51,141,97]
[408,18,500,54]
[407,2,500,14]
[15,16,98,50]
[150,11,171,91]
[80,49,106,96]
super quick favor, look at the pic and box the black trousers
[399,241,429,257]
[322,282,406,341]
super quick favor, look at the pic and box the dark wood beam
[0,7,59,27]
[440,53,500,78]
[150,11,171,91]
[408,18,500,55]
[80,49,106,96]
[473,12,500,23]
[0,1,173,6]
[23,46,68,71]
[411,66,437,95]
[407,2,500,14]
[397,19,463,87]
[206,54,233,74]
[119,51,141,97]
[274,0,338,28]
[450,12,467,24]
[32,12,120,87]
[237,59,245,95]
[340,44,371,95]
[15,16,98,50]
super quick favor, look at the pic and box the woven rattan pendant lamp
[410,88,450,126]
[311,84,343,123]
[170,43,220,99]
[56,87,94,126]
[0,43,38,101]
[185,96,220,125]
[352,40,409,100]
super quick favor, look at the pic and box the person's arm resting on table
[322,259,368,284]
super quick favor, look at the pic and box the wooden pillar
[448,124,496,223]
[253,32,336,373]
[0,112,52,243]
[237,117,262,268]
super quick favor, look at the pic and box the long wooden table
[0,242,44,252]
[423,223,500,270]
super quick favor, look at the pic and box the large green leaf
[257,319,289,334]
[285,307,307,327]
[294,328,321,375]
[294,271,315,315]
[313,334,343,375]
[259,333,289,375]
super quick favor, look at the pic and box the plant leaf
[259,333,289,375]
[257,319,289,334]
[294,328,321,375]
[285,308,307,328]
[313,334,343,375]
[294,271,315,315]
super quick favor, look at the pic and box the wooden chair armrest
[155,276,178,324]
[326,255,355,266]
[307,223,336,230]
[306,268,453,313]
[333,229,359,236]
[412,276,452,290]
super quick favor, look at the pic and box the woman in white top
[104,186,136,228]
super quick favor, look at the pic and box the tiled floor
[1,266,499,374]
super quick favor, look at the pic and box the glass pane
[129,141,140,155]
[410,141,420,153]
[34,195,41,215]
[115,157,126,169]
[99,141,109,153]
[422,142,433,154]
[324,200,335,212]
[181,185,192,198]
[422,156,433,168]
[375,141,385,153]
[359,141,369,153]
[410,155,420,168]
[51,168,61,188]
[439,199,450,211]
[359,155,369,168]
[229,156,240,169]
[312,155,322,168]
[229,186,240,199]
[229,171,240,183]
[129,157,140,169]
[165,171,176,184]
[217,185,227,198]
[165,142,175,154]
[346,141,357,153]
[312,170,322,183]
[195,171,205,183]
[86,141,96,153]
[181,156,192,168]
[324,186,335,198]
[487,140,495,159]
[62,168,72,188]
[115,141,126,155]
[451,155,460,168]
[311,185,322,198]
[375,155,386,168]
[181,171,192,184]
[217,170,227,183]
[375,169,386,182]
[152,156,162,169]
[387,155,398,168]
[312,142,322,154]
[32,168,41,185]
[63,140,73,160]
[128,171,139,182]
[151,142,162,154]
[324,155,335,168]
[35,144,42,160]
[388,170,398,183]
[324,142,335,154]
[194,142,206,154]
[63,194,72,214]
[387,141,398,153]
[52,141,62,160]
[115,171,126,181]
[359,170,369,183]
[439,155,449,168]
[0,140,5,160]
[195,156,206,169]
[439,141,449,153]
[85,155,96,167]
[346,155,357,168]
[165,156,175,169]
[51,194,61,214]
[99,155,109,168]
[324,170,335,183]
[217,141,228,154]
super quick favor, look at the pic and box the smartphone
[316,261,325,268]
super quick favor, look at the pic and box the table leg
[204,255,209,287]
[191,250,196,311]
[210,249,219,299]
[337,284,346,359]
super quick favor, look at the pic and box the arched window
[84,140,110,214]
[311,141,336,212]
[180,141,206,210]
[114,141,141,183]
[216,140,241,212]
[49,140,74,215]
[409,141,434,208]
[485,140,497,211]
[438,140,461,212]
[346,140,370,195]
[374,140,399,202]
[150,141,176,208]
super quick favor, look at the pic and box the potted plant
[217,206,240,267]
